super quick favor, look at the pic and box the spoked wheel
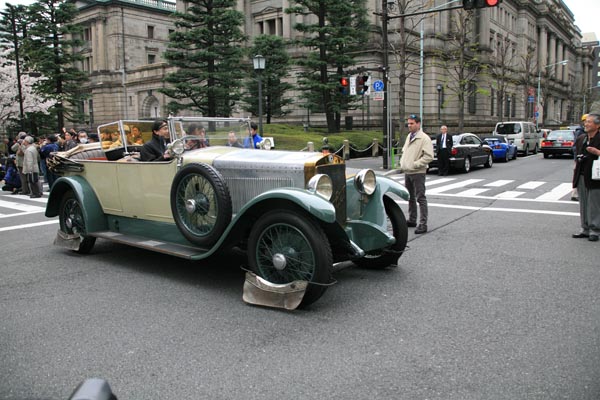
[247,210,332,307]
[59,191,96,254]
[463,157,471,173]
[354,196,408,269]
[171,163,232,247]
[484,153,493,168]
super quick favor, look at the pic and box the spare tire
[170,163,232,247]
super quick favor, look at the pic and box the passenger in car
[127,126,144,145]
[140,119,171,162]
[226,131,242,148]
[185,124,209,149]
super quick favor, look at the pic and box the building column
[548,34,556,73]
[538,26,547,71]
[556,40,563,81]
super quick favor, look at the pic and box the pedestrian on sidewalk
[22,136,43,198]
[400,114,434,234]
[436,125,452,176]
[572,113,600,242]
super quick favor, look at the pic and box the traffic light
[463,0,500,10]
[354,75,371,95]
[339,77,349,94]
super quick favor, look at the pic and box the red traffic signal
[339,77,349,94]
[463,0,500,9]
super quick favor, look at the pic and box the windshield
[495,123,520,135]
[169,117,252,150]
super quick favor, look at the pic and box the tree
[435,9,484,131]
[488,35,515,121]
[161,0,246,117]
[517,44,538,121]
[287,0,369,133]
[23,0,88,129]
[242,36,293,124]
[0,50,53,129]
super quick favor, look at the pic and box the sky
[0,0,597,38]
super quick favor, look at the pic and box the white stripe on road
[0,220,58,232]
[0,199,46,212]
[495,191,525,199]
[455,188,491,196]
[484,180,514,187]
[395,199,579,217]
[427,179,484,194]
[535,183,573,201]
[426,178,456,186]
[518,181,546,189]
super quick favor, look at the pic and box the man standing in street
[10,132,30,196]
[572,113,600,242]
[436,125,452,176]
[22,136,43,198]
[400,114,434,234]
[571,114,587,201]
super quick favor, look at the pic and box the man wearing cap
[22,136,43,198]
[10,132,31,195]
[140,119,172,161]
[400,114,434,234]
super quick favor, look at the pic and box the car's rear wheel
[354,196,408,269]
[523,145,529,157]
[463,157,471,173]
[504,151,510,162]
[543,152,549,159]
[484,153,493,168]
[171,163,232,247]
[59,191,96,254]
[247,210,332,307]
[533,144,538,154]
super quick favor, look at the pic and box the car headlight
[307,174,333,201]
[354,169,376,195]
[170,139,185,156]
[260,138,273,150]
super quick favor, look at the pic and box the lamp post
[436,84,443,122]
[507,95,512,118]
[536,59,568,130]
[583,83,600,115]
[253,55,265,136]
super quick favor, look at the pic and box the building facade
[72,0,596,133]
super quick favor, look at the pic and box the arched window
[142,95,160,118]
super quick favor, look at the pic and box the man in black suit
[436,125,452,176]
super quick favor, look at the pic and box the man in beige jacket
[22,136,43,198]
[400,114,434,234]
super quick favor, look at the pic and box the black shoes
[29,194,42,198]
[589,235,599,242]
[572,232,589,238]
[407,221,417,228]
[415,226,428,234]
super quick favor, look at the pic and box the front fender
[235,187,337,224]
[45,176,107,233]
[346,175,408,224]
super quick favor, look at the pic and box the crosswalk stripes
[388,175,577,202]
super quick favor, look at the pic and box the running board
[92,231,209,259]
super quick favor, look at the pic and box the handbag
[592,159,600,181]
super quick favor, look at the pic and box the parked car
[540,129,575,158]
[482,135,518,162]
[45,117,410,309]
[430,133,493,173]
[493,121,540,156]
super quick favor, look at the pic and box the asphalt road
[1,153,599,399]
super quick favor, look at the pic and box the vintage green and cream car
[46,117,409,308]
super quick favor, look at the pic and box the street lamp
[252,55,266,136]
[537,59,568,130]
[583,83,600,115]
[436,84,443,121]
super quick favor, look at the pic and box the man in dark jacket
[572,113,600,241]
[140,119,172,161]
[435,125,453,176]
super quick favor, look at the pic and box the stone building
[72,0,596,132]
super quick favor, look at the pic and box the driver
[140,119,171,161]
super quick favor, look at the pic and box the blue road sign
[373,80,384,92]
[528,96,535,103]
[535,112,539,117]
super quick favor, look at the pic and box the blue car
[483,135,517,162]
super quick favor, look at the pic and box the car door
[468,135,488,165]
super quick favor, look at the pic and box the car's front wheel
[354,196,408,269]
[170,163,232,247]
[59,190,96,254]
[247,210,332,307]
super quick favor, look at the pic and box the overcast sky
[0,0,597,40]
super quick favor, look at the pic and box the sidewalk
[345,156,402,177]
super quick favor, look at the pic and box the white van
[493,121,540,156]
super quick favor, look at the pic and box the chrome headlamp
[307,174,333,201]
[354,169,377,195]
[169,139,185,156]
